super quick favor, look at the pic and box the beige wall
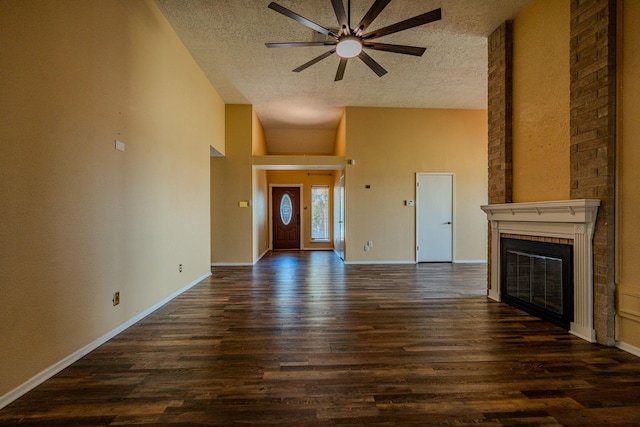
[211,105,255,264]
[617,0,640,350]
[252,110,269,260]
[334,112,347,156]
[253,169,269,259]
[333,170,346,257]
[252,109,268,156]
[267,171,335,250]
[344,107,488,263]
[512,0,570,202]
[0,0,224,399]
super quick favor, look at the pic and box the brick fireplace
[487,1,617,345]
[481,199,600,342]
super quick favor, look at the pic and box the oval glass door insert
[280,194,292,225]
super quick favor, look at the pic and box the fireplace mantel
[481,199,601,342]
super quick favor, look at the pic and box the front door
[272,187,301,250]
[416,173,453,262]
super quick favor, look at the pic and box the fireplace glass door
[501,238,573,329]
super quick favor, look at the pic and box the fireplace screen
[501,238,573,329]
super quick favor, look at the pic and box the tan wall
[211,105,255,264]
[344,107,488,263]
[252,109,268,156]
[334,170,346,256]
[617,0,640,350]
[0,0,224,398]
[253,169,269,259]
[334,112,347,156]
[251,111,269,260]
[512,0,570,202]
[267,171,335,250]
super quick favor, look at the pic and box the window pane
[280,194,292,225]
[311,186,329,240]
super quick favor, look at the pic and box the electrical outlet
[364,245,369,252]
[112,291,120,306]
[179,264,182,273]
[367,241,373,247]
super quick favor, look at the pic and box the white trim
[453,260,487,264]
[254,248,269,263]
[343,260,416,265]
[481,199,600,343]
[0,271,212,411]
[211,262,254,266]
[616,341,640,358]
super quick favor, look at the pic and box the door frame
[415,173,455,262]
[336,173,345,260]
[269,184,303,250]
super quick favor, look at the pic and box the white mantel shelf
[481,199,601,343]
[481,199,601,224]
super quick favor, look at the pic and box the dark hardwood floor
[2,251,640,426]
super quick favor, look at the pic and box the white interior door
[416,173,453,262]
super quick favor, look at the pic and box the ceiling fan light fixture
[336,36,363,58]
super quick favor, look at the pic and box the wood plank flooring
[2,251,640,426]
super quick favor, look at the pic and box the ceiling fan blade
[335,57,348,81]
[293,49,336,73]
[355,0,391,35]
[268,2,338,38]
[266,42,336,48]
[331,0,349,35]
[364,42,426,56]
[357,51,387,77]
[363,8,442,40]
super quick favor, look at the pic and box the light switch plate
[115,140,125,152]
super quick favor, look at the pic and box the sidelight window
[311,186,329,240]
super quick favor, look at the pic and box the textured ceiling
[155,0,530,153]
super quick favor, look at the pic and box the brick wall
[569,0,616,345]
[487,22,513,290]
[488,21,513,206]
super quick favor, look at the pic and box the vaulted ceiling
[155,0,530,153]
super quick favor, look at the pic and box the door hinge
[416,246,420,251]
[416,182,420,187]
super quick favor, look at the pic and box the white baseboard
[0,271,212,411]
[453,260,488,264]
[345,260,488,265]
[254,248,269,264]
[343,260,416,265]
[616,341,640,358]
[211,262,254,266]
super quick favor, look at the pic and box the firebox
[500,238,573,329]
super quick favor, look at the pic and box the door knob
[445,221,452,224]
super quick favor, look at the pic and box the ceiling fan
[265,0,442,81]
